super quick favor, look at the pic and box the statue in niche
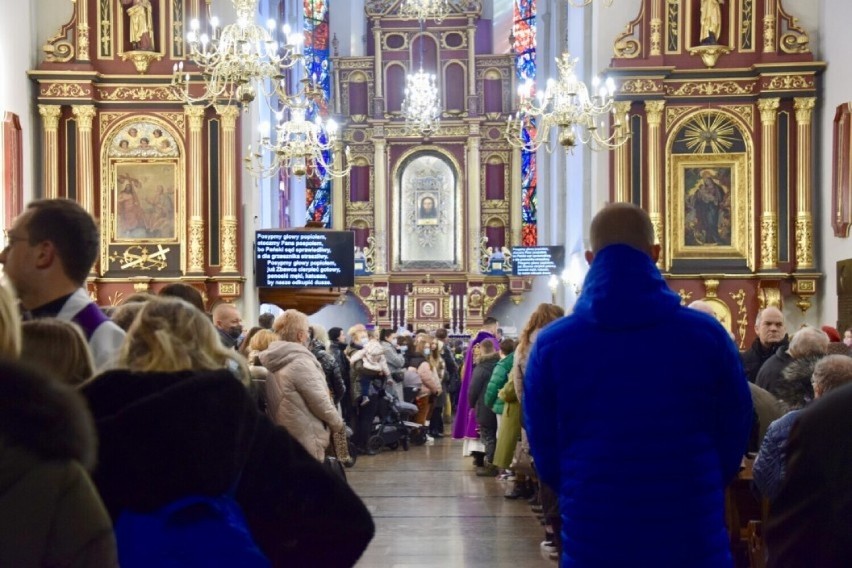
[122,0,155,51]
[699,0,723,45]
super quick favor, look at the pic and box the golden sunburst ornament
[682,113,737,154]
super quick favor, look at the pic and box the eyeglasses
[3,230,27,250]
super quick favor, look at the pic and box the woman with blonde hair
[21,319,95,386]
[405,335,442,426]
[261,310,344,461]
[0,283,21,359]
[81,298,374,566]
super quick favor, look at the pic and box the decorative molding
[621,79,661,94]
[765,75,814,91]
[121,50,163,74]
[741,0,754,51]
[99,86,182,101]
[220,217,239,273]
[720,105,754,130]
[650,18,662,56]
[778,3,811,54]
[763,15,776,53]
[666,0,680,53]
[188,217,205,273]
[730,289,748,349]
[758,98,781,123]
[666,105,700,130]
[40,83,92,98]
[795,214,814,269]
[760,214,778,270]
[613,5,643,59]
[668,81,753,97]
[43,10,77,63]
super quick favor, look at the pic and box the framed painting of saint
[113,162,178,241]
[416,192,440,226]
[668,153,753,269]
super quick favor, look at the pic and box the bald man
[741,307,789,383]
[523,203,752,567]
[212,302,243,350]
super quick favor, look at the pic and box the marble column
[794,97,816,270]
[185,105,206,274]
[758,98,781,270]
[216,105,240,274]
[38,105,62,199]
[645,100,665,267]
[71,105,96,213]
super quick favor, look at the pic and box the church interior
[0,0,849,342]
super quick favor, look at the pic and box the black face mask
[226,325,243,339]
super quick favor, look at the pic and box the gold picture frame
[667,153,752,269]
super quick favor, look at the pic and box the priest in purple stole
[452,317,500,444]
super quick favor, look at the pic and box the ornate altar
[28,0,243,309]
[608,0,824,347]
[332,1,531,332]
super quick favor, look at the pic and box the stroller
[366,380,428,452]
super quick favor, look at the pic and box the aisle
[348,437,554,567]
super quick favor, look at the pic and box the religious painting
[113,162,177,241]
[668,153,752,268]
[416,192,440,225]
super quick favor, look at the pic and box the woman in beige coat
[260,310,345,461]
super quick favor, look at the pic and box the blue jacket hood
[574,244,681,330]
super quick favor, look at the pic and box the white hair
[788,326,829,359]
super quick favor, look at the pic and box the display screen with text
[511,246,565,276]
[255,230,355,288]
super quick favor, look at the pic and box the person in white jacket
[0,199,124,370]
[260,310,345,461]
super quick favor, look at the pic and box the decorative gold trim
[758,98,780,270]
[72,105,97,214]
[794,97,816,270]
[646,100,665,267]
[613,3,644,59]
[185,106,206,274]
[621,79,661,94]
[730,289,748,349]
[613,101,632,203]
[778,3,811,54]
[741,0,755,51]
[760,214,778,270]
[765,75,814,91]
[719,105,754,131]
[650,17,662,56]
[40,83,92,98]
[98,0,113,59]
[216,105,240,274]
[43,7,77,63]
[793,278,817,314]
[99,86,182,101]
[668,81,753,96]
[666,105,701,130]
[763,15,776,53]
[687,45,731,68]
[121,50,163,74]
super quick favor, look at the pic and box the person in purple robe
[452,317,500,465]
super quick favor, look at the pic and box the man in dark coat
[766,380,852,567]
[466,341,501,476]
[756,326,828,400]
[741,306,788,383]
[524,203,753,568]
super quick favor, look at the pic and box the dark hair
[483,316,498,326]
[500,338,515,356]
[239,326,262,356]
[26,199,99,285]
[379,328,394,342]
[435,328,448,340]
[328,327,343,342]
[258,313,275,329]
[158,283,205,313]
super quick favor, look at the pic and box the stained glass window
[513,0,537,245]
[304,0,332,226]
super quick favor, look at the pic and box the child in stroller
[365,379,428,452]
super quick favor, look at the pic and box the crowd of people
[2,198,852,567]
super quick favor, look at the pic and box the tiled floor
[348,437,553,567]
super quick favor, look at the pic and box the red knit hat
[821,325,842,343]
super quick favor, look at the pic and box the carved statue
[122,0,155,51]
[699,0,723,44]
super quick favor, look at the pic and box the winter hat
[328,327,343,342]
[821,325,841,343]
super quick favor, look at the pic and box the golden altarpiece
[29,0,243,308]
[608,0,823,347]
[332,1,532,332]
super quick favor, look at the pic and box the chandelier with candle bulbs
[400,0,452,23]
[506,53,629,152]
[171,0,303,109]
[246,80,351,180]
[402,68,441,135]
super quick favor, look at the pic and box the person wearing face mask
[213,303,244,350]
[405,335,442,426]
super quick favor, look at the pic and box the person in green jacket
[485,340,515,431]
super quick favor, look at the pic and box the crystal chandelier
[506,53,629,152]
[171,0,302,109]
[400,0,452,23]
[403,69,441,135]
[246,81,351,180]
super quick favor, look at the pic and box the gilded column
[649,0,662,56]
[373,133,387,273]
[39,105,62,199]
[758,98,781,270]
[794,97,816,269]
[332,139,345,230]
[185,105,206,273]
[467,17,477,111]
[510,147,522,245]
[71,105,97,213]
[763,0,776,53]
[77,0,90,60]
[215,105,240,274]
[645,100,665,267]
[468,127,482,273]
[613,101,632,202]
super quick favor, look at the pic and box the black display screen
[511,246,566,276]
[255,230,355,288]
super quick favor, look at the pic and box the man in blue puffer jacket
[524,203,753,567]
